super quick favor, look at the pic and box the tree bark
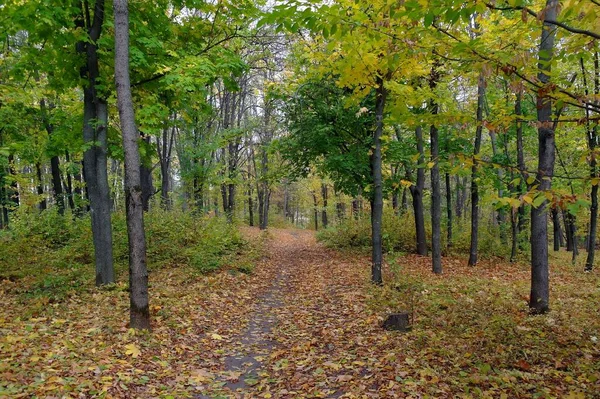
[114,0,150,330]
[410,126,427,256]
[78,0,114,286]
[140,135,154,212]
[430,65,442,274]
[36,162,47,211]
[39,99,65,215]
[312,191,319,231]
[530,0,559,314]
[321,183,328,229]
[370,76,386,285]
[552,207,562,252]
[468,72,485,266]
[446,171,452,248]
[585,51,599,271]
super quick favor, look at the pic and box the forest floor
[1,227,599,398]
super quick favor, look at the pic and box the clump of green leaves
[0,209,249,301]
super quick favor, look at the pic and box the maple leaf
[124,343,141,358]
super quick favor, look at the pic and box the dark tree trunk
[248,187,254,226]
[312,191,319,231]
[64,151,76,211]
[401,187,409,213]
[468,72,485,266]
[7,154,19,215]
[446,171,452,248]
[564,209,574,251]
[552,207,562,252]
[78,0,114,286]
[140,135,153,212]
[157,125,175,210]
[336,198,345,221]
[40,99,65,215]
[530,0,558,314]
[585,52,599,271]
[455,175,464,219]
[36,162,47,211]
[429,66,442,274]
[391,166,399,214]
[321,183,328,229]
[283,181,290,220]
[410,126,427,256]
[114,0,150,330]
[352,198,360,219]
[370,76,387,285]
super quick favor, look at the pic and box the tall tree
[410,126,428,256]
[430,63,442,275]
[584,51,599,272]
[530,0,559,314]
[114,0,150,329]
[468,71,485,266]
[77,0,114,285]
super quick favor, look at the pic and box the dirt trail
[198,228,352,398]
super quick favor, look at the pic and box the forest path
[198,227,373,398]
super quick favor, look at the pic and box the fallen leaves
[1,228,599,398]
[124,343,141,358]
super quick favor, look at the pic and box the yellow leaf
[125,343,141,358]
[210,333,223,341]
[523,195,533,205]
[526,175,536,185]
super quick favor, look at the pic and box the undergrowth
[317,209,512,260]
[0,208,250,302]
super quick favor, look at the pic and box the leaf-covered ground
[1,228,599,398]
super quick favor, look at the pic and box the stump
[383,312,411,332]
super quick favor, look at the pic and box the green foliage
[281,77,375,197]
[318,209,514,260]
[0,209,247,301]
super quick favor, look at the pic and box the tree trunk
[468,72,485,266]
[352,198,360,219]
[248,187,254,226]
[114,0,150,330]
[140,136,154,212]
[7,154,19,220]
[564,209,574,251]
[446,171,452,248]
[40,99,65,215]
[410,126,427,256]
[78,0,114,286]
[585,51,599,271]
[455,175,464,219]
[312,191,319,231]
[401,187,409,213]
[370,76,386,285]
[430,66,442,274]
[36,162,47,211]
[157,124,175,210]
[552,207,561,252]
[321,183,328,229]
[64,151,76,211]
[530,0,559,314]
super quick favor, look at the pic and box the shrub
[318,208,511,260]
[0,208,248,300]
